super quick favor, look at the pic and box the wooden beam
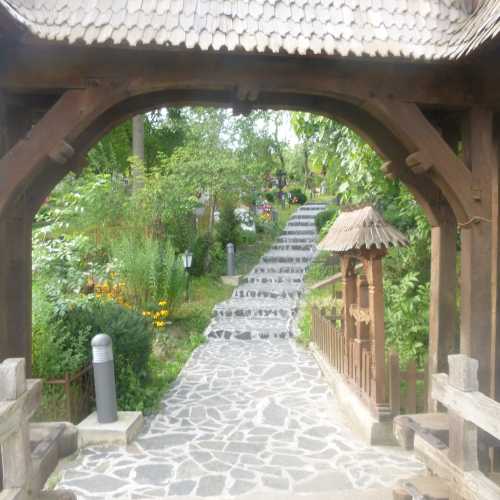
[366,98,476,223]
[0,44,485,108]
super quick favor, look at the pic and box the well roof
[318,205,408,253]
[0,0,499,61]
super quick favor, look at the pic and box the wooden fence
[311,305,427,415]
[429,354,500,499]
[33,364,94,424]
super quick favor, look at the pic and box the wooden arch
[0,66,495,400]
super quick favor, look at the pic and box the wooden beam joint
[406,150,433,175]
[48,140,74,165]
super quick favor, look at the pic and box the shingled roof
[319,205,408,253]
[1,0,499,61]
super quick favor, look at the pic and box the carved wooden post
[353,271,369,387]
[366,253,387,407]
[341,256,356,370]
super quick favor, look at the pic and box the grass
[296,251,340,346]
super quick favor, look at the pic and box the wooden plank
[432,373,500,440]
[414,433,500,500]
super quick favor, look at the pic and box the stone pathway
[55,203,424,499]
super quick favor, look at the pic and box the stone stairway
[206,202,328,340]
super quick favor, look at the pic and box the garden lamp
[183,250,193,301]
[183,249,193,270]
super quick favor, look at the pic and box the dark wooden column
[428,206,458,411]
[490,114,500,471]
[460,108,494,395]
[0,95,34,372]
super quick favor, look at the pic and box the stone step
[244,273,304,284]
[276,236,316,244]
[297,205,328,211]
[206,317,292,340]
[252,265,307,274]
[213,298,297,319]
[261,254,313,264]
[288,213,317,220]
[286,220,316,227]
[271,243,315,251]
[233,284,302,299]
[281,229,316,236]
[393,475,450,500]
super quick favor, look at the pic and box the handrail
[310,263,363,290]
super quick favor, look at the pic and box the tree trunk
[131,114,145,191]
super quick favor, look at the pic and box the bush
[111,235,186,311]
[216,199,240,250]
[190,233,211,276]
[55,299,156,412]
[289,188,307,204]
[315,206,337,232]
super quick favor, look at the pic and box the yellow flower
[158,300,168,306]
[160,310,168,317]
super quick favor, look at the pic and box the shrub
[289,188,307,204]
[216,199,240,250]
[190,233,211,276]
[111,235,186,311]
[315,206,337,232]
[56,299,156,412]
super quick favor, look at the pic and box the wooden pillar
[0,96,34,372]
[365,254,386,407]
[428,208,458,411]
[490,115,500,470]
[460,108,494,395]
[341,256,356,341]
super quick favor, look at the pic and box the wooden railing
[429,354,500,499]
[311,305,427,415]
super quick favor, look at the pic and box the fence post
[64,371,72,422]
[448,354,479,471]
[0,358,38,496]
[405,360,417,414]
[389,352,401,415]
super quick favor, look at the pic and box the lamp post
[276,169,287,208]
[183,249,193,301]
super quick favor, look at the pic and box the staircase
[206,202,328,340]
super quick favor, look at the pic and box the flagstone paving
[55,203,424,499]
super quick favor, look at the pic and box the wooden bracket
[48,140,74,165]
[380,161,396,180]
[233,85,259,116]
[406,151,433,175]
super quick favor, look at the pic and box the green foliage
[314,206,337,232]
[291,112,432,364]
[63,300,156,410]
[216,199,240,250]
[289,188,307,204]
[111,235,186,311]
